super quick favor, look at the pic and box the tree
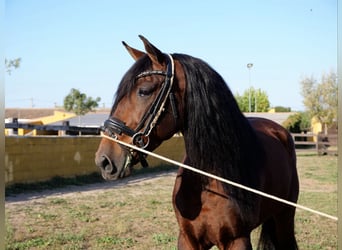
[235,87,270,112]
[63,88,101,116]
[282,112,311,133]
[273,106,291,112]
[300,71,337,134]
[5,58,21,75]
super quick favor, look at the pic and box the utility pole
[247,63,253,112]
[30,97,34,108]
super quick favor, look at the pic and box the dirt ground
[5,171,177,205]
[5,155,338,249]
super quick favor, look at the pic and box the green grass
[5,155,337,249]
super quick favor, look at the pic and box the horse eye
[138,86,156,97]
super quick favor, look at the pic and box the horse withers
[95,35,299,250]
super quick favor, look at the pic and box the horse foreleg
[177,231,211,250]
[219,237,252,250]
[177,231,199,250]
[177,234,192,250]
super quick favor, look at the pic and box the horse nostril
[100,155,109,169]
[96,155,117,174]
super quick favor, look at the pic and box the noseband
[101,54,176,168]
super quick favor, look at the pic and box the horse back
[248,117,295,156]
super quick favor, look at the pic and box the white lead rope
[101,134,338,221]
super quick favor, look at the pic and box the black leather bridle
[101,54,177,168]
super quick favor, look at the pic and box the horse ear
[139,35,165,65]
[122,41,146,61]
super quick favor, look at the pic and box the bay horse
[95,35,299,249]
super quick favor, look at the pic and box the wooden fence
[5,120,100,136]
[292,133,338,155]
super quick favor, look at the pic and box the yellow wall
[5,136,185,186]
[311,116,322,135]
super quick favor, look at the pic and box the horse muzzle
[95,153,133,180]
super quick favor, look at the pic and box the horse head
[95,35,185,180]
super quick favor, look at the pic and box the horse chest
[172,173,244,240]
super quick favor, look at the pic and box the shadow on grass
[5,164,178,198]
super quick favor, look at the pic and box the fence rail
[5,121,100,135]
[292,133,338,155]
[5,122,338,155]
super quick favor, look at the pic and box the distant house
[5,108,111,136]
[5,110,76,136]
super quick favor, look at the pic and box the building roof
[5,108,57,119]
[5,108,111,119]
[51,113,109,127]
[244,112,294,125]
[5,108,111,126]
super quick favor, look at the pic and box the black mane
[172,53,264,209]
[111,52,264,217]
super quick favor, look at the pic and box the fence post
[12,118,18,135]
[59,121,70,136]
[316,134,319,154]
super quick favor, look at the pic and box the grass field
[5,154,337,249]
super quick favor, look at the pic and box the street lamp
[247,63,253,113]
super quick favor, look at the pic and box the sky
[5,0,337,111]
